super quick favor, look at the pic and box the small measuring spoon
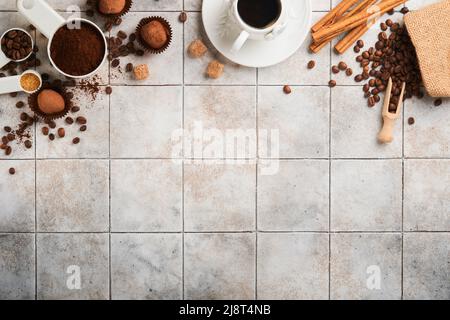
[0,70,42,95]
[0,27,34,69]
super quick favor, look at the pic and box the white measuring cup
[0,27,34,69]
[0,69,42,95]
[16,0,107,79]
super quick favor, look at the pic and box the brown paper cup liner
[28,83,72,121]
[95,0,133,19]
[136,16,172,54]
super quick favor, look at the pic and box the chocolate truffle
[37,89,65,114]
[140,20,168,49]
[98,0,126,14]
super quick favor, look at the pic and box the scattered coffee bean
[24,140,32,148]
[179,11,187,23]
[57,128,65,138]
[117,31,127,39]
[105,86,113,95]
[7,133,14,141]
[48,133,55,141]
[73,137,80,144]
[71,106,80,113]
[5,146,12,155]
[15,101,24,108]
[9,167,15,175]
[283,85,292,94]
[76,116,87,125]
[400,7,409,14]
[345,68,353,76]
[48,121,56,129]
[4,126,11,133]
[126,63,133,72]
[80,125,87,132]
[338,61,347,71]
[408,117,415,125]
[355,74,363,82]
[20,113,28,121]
[42,127,49,135]
[434,99,442,107]
[111,59,120,68]
[65,117,74,125]
[357,40,364,48]
[331,65,339,74]
[329,80,336,87]
[307,60,316,69]
[354,45,360,53]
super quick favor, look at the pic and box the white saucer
[202,0,312,68]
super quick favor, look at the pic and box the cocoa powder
[50,22,105,76]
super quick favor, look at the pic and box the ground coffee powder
[50,22,105,76]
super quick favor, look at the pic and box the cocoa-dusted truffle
[206,60,224,79]
[37,89,65,114]
[188,39,208,58]
[140,20,168,49]
[98,0,126,14]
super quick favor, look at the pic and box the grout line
[401,98,405,300]
[2,230,448,234]
[32,28,38,301]
[255,66,259,300]
[107,28,112,301]
[328,18,332,300]
[181,4,185,299]
[4,157,450,161]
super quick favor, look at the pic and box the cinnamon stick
[311,0,361,33]
[334,0,380,53]
[310,0,378,53]
[312,0,406,43]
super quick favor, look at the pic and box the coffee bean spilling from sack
[354,18,422,110]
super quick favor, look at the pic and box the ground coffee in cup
[50,22,105,77]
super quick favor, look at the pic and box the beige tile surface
[257,233,329,299]
[111,160,182,232]
[331,160,402,231]
[184,233,255,299]
[330,233,402,300]
[0,0,449,301]
[36,233,109,300]
[0,234,35,300]
[403,233,450,300]
[184,161,255,231]
[111,234,182,300]
[36,160,109,232]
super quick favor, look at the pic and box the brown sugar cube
[206,60,224,79]
[188,39,208,58]
[133,64,149,80]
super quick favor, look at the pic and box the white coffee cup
[16,0,107,79]
[230,0,289,53]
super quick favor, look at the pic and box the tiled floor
[0,0,449,300]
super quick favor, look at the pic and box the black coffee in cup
[237,0,282,29]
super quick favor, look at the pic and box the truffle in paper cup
[94,0,133,19]
[28,82,72,121]
[136,16,172,54]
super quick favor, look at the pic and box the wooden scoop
[377,78,405,144]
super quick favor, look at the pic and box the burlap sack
[404,0,450,97]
